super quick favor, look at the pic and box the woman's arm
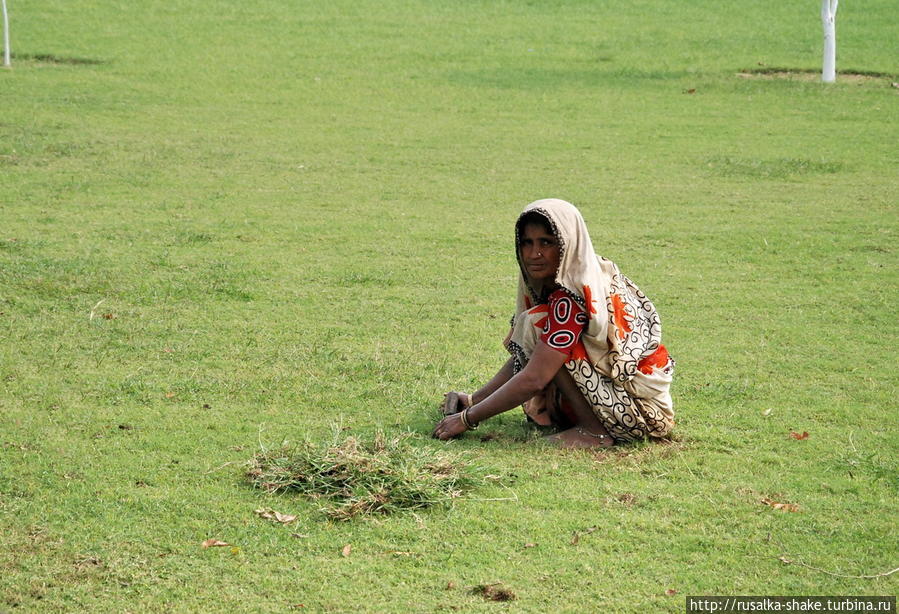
[433,343,568,440]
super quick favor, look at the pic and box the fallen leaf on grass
[254,508,297,524]
[761,497,800,512]
[684,88,696,94]
[789,431,809,440]
[445,581,456,590]
[523,543,536,549]
[201,539,230,548]
[473,583,516,602]
[291,533,310,539]
[164,392,176,399]
[762,408,773,417]
[102,313,116,320]
[571,526,598,545]
[341,544,352,557]
[778,556,793,564]
[74,555,103,570]
[665,589,678,596]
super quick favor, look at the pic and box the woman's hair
[516,210,554,240]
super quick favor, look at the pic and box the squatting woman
[433,198,675,448]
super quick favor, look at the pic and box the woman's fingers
[433,414,465,440]
[433,416,448,438]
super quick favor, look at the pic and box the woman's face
[519,222,561,283]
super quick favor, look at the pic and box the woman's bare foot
[545,426,614,449]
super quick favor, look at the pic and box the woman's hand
[442,391,472,416]
[433,412,469,440]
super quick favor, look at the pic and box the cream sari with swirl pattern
[506,199,675,442]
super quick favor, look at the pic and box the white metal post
[821,0,838,82]
[2,0,9,67]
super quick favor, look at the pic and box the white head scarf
[513,199,664,384]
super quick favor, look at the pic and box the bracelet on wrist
[460,407,480,430]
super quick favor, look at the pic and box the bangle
[465,392,474,407]
[460,407,480,430]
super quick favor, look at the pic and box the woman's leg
[545,368,614,448]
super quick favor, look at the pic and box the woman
[433,198,675,448]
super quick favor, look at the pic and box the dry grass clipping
[246,431,477,520]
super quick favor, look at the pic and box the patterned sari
[506,199,675,442]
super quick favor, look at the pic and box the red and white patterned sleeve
[539,290,588,357]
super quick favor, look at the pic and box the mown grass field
[1,1,897,611]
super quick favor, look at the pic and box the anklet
[576,427,609,441]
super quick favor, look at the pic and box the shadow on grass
[470,422,689,464]
[10,53,105,65]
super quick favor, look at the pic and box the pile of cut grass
[246,431,477,521]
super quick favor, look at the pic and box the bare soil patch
[738,67,896,86]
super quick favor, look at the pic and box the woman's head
[514,199,605,328]
[516,210,561,286]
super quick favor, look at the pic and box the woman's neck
[536,281,560,301]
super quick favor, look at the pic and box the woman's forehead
[521,222,553,234]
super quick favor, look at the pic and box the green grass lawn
[1,1,897,611]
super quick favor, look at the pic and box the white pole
[2,0,9,68]
[821,0,838,83]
